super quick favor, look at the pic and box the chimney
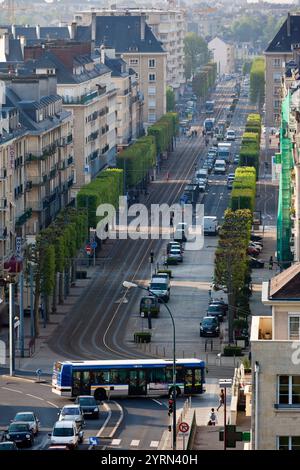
[0,32,9,61]
[20,35,26,58]
[100,45,105,64]
[69,21,77,40]
[91,12,97,54]
[36,24,40,40]
[287,12,291,38]
[11,24,16,39]
[141,13,146,41]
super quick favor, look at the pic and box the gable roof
[76,16,164,54]
[40,27,70,40]
[266,14,300,53]
[269,262,300,299]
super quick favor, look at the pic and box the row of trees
[239,114,262,176]
[192,62,217,100]
[30,208,88,337]
[250,57,265,111]
[183,32,210,80]
[231,167,256,212]
[77,169,124,228]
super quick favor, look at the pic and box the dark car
[5,422,34,447]
[206,305,224,322]
[200,316,220,337]
[74,396,99,419]
[250,234,263,243]
[249,257,264,269]
[209,299,228,315]
[0,441,18,450]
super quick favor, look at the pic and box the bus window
[149,368,166,383]
[110,369,127,384]
[93,370,109,385]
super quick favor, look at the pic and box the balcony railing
[15,208,32,227]
[67,156,74,166]
[0,226,8,239]
[0,198,8,210]
[62,87,106,106]
[67,177,74,187]
[31,175,48,186]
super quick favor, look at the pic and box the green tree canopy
[184,33,209,80]
[166,87,175,112]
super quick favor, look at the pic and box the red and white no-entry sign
[179,422,189,433]
[86,245,92,255]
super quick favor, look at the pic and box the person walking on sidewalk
[217,389,225,411]
[208,408,218,426]
[269,256,274,270]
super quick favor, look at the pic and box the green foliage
[239,114,261,176]
[148,113,178,155]
[40,243,55,297]
[184,32,209,79]
[250,57,265,109]
[166,86,175,112]
[223,345,243,357]
[77,169,124,228]
[242,61,252,76]
[192,62,217,99]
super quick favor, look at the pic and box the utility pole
[9,280,15,376]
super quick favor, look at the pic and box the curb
[1,374,51,385]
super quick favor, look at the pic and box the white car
[58,405,84,430]
[49,420,83,449]
[12,411,40,436]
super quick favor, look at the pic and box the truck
[214,159,226,175]
[205,100,215,114]
[215,120,227,141]
[204,118,215,136]
[217,142,231,162]
[203,216,218,236]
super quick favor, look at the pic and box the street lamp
[123,280,177,450]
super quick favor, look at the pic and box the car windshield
[78,398,96,406]
[150,283,167,289]
[203,318,216,326]
[9,423,28,432]
[208,306,222,312]
[14,413,34,422]
[53,427,74,437]
[62,408,79,416]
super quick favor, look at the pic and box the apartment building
[264,13,300,127]
[73,12,167,128]
[0,73,74,235]
[23,41,117,191]
[208,37,235,76]
[74,7,184,96]
[251,263,300,450]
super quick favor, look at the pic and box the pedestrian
[207,408,217,426]
[217,389,225,411]
[269,256,273,270]
[208,288,212,301]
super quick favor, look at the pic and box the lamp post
[123,280,177,450]
[9,276,16,376]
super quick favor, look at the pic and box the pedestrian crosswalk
[106,438,160,449]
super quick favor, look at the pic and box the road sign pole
[224,387,227,450]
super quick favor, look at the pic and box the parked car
[249,241,262,252]
[248,257,264,269]
[49,421,83,449]
[247,246,260,257]
[200,316,220,337]
[167,241,183,254]
[4,422,34,448]
[206,305,224,322]
[58,405,84,430]
[209,299,228,315]
[74,396,99,419]
[250,234,263,243]
[0,441,18,450]
[233,155,240,165]
[169,247,183,262]
[12,411,39,436]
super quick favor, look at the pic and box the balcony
[90,150,99,161]
[67,156,74,166]
[0,168,7,179]
[15,208,32,227]
[67,134,73,144]
[67,176,74,187]
[62,88,106,106]
[0,198,8,210]
[25,180,33,191]
[251,316,272,341]
[0,226,8,240]
[31,175,48,186]
[50,167,57,179]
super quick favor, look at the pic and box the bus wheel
[169,387,181,398]
[94,388,107,401]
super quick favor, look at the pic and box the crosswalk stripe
[111,439,121,446]
[150,441,159,448]
[130,440,140,447]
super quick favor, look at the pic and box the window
[135,72,139,80]
[278,375,300,405]
[274,100,281,109]
[278,436,300,450]
[148,86,156,96]
[149,59,156,68]
[273,72,282,83]
[148,112,156,123]
[129,58,139,66]
[148,98,156,108]
[289,315,300,340]
[149,73,156,82]
[273,58,281,67]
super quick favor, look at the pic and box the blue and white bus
[205,100,215,114]
[52,358,206,401]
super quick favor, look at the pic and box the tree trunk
[33,274,40,338]
[71,259,76,286]
[228,291,235,344]
[45,294,50,322]
[58,272,64,304]
[52,273,57,314]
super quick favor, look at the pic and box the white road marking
[150,441,159,448]
[111,439,121,446]
[26,393,44,401]
[151,398,163,406]
[130,440,140,447]
[2,387,22,394]
[46,401,59,408]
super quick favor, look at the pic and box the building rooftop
[269,262,300,299]
[265,13,300,53]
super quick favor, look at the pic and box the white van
[214,159,226,174]
[203,216,218,235]
[149,278,170,302]
[226,129,236,141]
[49,421,84,449]
[196,169,208,180]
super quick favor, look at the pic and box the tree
[184,33,209,80]
[250,57,265,110]
[166,86,175,112]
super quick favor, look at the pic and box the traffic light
[150,251,154,263]
[168,399,174,416]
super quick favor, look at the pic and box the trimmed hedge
[223,345,243,356]
[231,167,256,212]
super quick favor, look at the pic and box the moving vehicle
[233,155,240,165]
[74,396,100,419]
[12,412,39,436]
[195,169,208,182]
[203,216,218,235]
[248,257,264,269]
[215,120,226,141]
[226,129,236,141]
[52,359,206,399]
[4,422,34,448]
[58,405,84,430]
[198,179,207,192]
[183,184,199,204]
[206,304,224,322]
[149,278,170,302]
[169,247,183,263]
[0,441,18,450]
[214,159,226,174]
[217,142,231,162]
[167,242,183,254]
[227,173,235,189]
[200,316,220,337]
[174,222,188,242]
[49,421,83,449]
[139,296,160,317]
[205,100,215,114]
[204,118,215,136]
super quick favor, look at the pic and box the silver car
[58,405,85,430]
[12,412,40,436]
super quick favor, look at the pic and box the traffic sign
[89,437,100,446]
[179,422,189,433]
[91,241,97,249]
[86,245,91,255]
[16,237,22,256]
